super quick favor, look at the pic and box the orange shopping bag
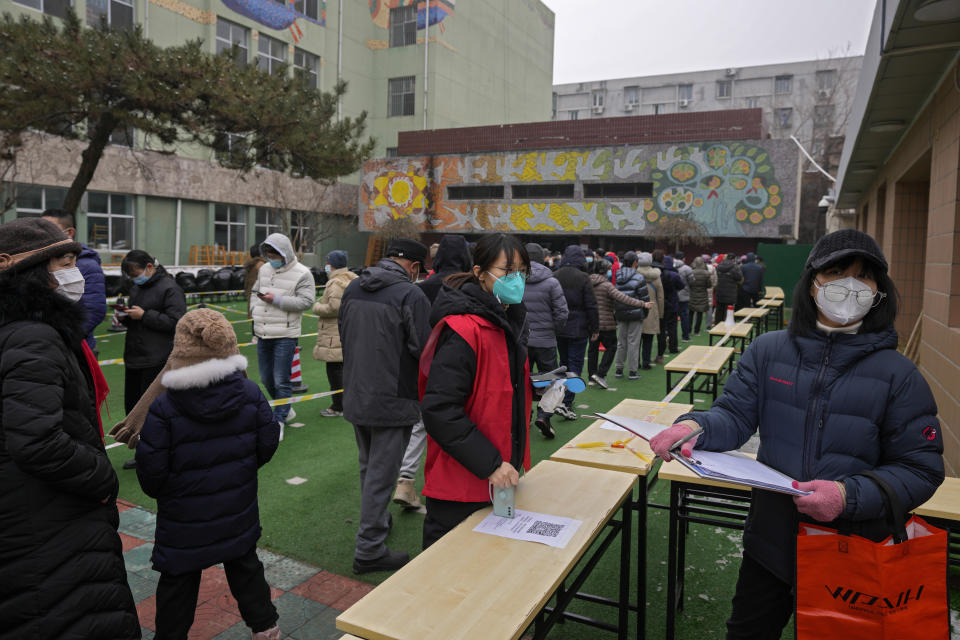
[796,471,949,640]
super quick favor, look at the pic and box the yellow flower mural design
[373,171,428,219]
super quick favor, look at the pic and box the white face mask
[53,266,85,303]
[813,276,878,326]
[324,264,332,274]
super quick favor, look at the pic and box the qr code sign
[527,520,563,538]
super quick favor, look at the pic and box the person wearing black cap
[0,218,140,638]
[339,237,431,574]
[649,229,944,638]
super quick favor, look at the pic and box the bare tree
[650,217,711,253]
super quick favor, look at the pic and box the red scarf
[81,341,109,440]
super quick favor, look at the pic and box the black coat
[123,269,187,369]
[421,283,529,477]
[339,259,432,427]
[657,258,685,313]
[0,283,139,639]
[419,234,472,304]
[136,356,280,575]
[553,246,599,338]
[613,266,649,322]
[741,259,764,295]
[715,260,743,306]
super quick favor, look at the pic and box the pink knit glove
[792,480,846,522]
[649,423,698,462]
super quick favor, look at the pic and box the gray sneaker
[590,374,609,390]
[554,404,578,421]
[320,408,343,417]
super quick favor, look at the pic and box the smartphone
[490,484,515,519]
[111,303,127,310]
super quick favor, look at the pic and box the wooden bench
[757,298,784,330]
[664,345,736,404]
[734,307,770,334]
[707,321,754,356]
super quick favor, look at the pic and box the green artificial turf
[94,300,958,639]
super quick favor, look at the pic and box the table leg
[666,370,672,396]
[689,374,695,405]
[711,373,718,400]
[666,481,680,640]
[636,480,647,640]
[709,334,715,347]
[618,491,631,640]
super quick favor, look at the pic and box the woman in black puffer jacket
[651,230,944,640]
[0,219,140,640]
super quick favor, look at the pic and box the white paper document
[595,413,665,439]
[678,450,810,496]
[473,509,582,549]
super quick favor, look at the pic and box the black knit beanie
[0,218,82,273]
[805,229,888,273]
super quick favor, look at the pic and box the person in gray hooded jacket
[524,243,568,438]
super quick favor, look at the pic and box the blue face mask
[268,259,284,269]
[606,269,613,280]
[487,271,526,305]
[585,256,594,264]
[133,272,150,286]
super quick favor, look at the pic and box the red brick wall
[397,109,765,155]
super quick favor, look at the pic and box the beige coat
[636,265,665,334]
[312,267,357,362]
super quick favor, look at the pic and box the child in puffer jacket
[135,309,282,640]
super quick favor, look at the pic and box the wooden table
[914,476,960,567]
[664,345,736,404]
[757,298,784,330]
[707,322,753,355]
[734,307,771,334]
[764,285,785,300]
[551,398,694,640]
[336,460,638,640]
[658,460,752,640]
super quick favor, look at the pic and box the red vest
[419,314,532,502]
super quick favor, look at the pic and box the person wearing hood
[41,208,106,351]
[393,235,473,511]
[656,251,685,356]
[688,256,714,336]
[634,252,665,368]
[651,230,944,639]
[552,245,599,420]
[136,309,282,640]
[312,250,358,418]
[419,233,532,548]
[588,257,649,386]
[612,251,651,380]
[740,252,765,308]
[522,243,568,438]
[339,238,431,574]
[250,233,315,424]
[714,253,744,325]
[0,219,140,639]
[673,251,695,342]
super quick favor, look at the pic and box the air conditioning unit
[725,68,738,77]
[624,103,636,111]
[679,99,690,108]
[817,89,830,99]
[593,105,604,114]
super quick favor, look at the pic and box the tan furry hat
[168,308,239,370]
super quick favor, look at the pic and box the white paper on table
[595,413,666,440]
[681,450,810,496]
[473,509,582,549]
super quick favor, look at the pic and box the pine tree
[0,10,374,213]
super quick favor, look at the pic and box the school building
[834,0,960,474]
[358,108,802,256]
[0,0,555,266]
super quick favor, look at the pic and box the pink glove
[649,423,698,462]
[792,480,846,522]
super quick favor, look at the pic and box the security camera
[818,194,835,215]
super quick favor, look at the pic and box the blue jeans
[257,337,298,422]
[678,300,691,340]
[556,336,587,407]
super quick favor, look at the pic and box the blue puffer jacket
[524,261,568,348]
[677,328,944,583]
[613,266,648,322]
[136,355,280,575]
[77,244,106,349]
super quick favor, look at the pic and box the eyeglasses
[815,281,886,307]
[489,266,528,281]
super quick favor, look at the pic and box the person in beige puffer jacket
[312,250,357,417]
[635,252,665,368]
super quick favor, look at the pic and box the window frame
[293,0,319,21]
[254,207,283,245]
[87,192,135,251]
[257,33,287,76]
[214,204,247,252]
[775,107,793,128]
[677,84,693,102]
[293,48,319,89]
[14,184,68,218]
[511,184,575,199]
[216,18,250,66]
[816,69,837,92]
[716,79,732,99]
[13,0,71,19]
[447,185,505,200]
[387,76,416,117]
[389,5,417,48]
[774,75,792,95]
[86,0,133,29]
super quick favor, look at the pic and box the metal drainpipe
[337,0,343,121]
[423,0,429,130]
[175,199,182,265]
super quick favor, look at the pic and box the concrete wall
[854,60,960,476]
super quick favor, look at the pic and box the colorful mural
[369,0,455,31]
[220,0,325,41]
[358,140,798,237]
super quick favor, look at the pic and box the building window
[624,86,639,107]
[13,0,70,19]
[215,204,246,251]
[551,92,558,119]
[653,103,669,115]
[15,184,67,218]
[511,184,574,199]
[775,75,792,94]
[447,185,505,200]
[385,147,399,158]
[290,211,314,251]
[257,34,287,75]
[775,107,792,128]
[86,0,133,28]
[678,84,693,101]
[293,48,319,89]
[583,182,653,198]
[216,18,249,66]
[591,90,605,108]
[816,69,836,91]
[744,96,761,109]
[214,132,248,163]
[293,0,319,21]
[814,104,835,126]
[389,5,417,47]
[569,110,579,120]
[254,208,282,245]
[717,80,731,99]
[110,125,135,147]
[87,192,133,251]
[388,76,415,117]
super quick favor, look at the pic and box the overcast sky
[540,0,877,85]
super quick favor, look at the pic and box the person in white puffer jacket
[250,233,315,423]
